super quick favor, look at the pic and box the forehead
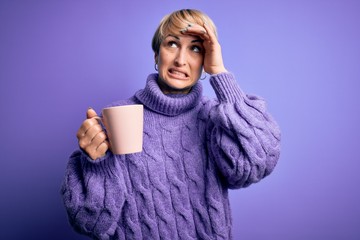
[164,34,203,43]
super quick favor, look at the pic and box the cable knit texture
[61,72,281,240]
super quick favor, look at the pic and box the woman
[61,9,281,240]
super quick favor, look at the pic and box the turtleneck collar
[135,73,203,116]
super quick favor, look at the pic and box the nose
[174,48,187,66]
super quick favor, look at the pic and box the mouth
[168,68,189,79]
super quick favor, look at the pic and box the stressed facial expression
[155,34,204,94]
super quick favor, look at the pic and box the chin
[166,78,190,87]
[158,74,198,93]
[170,82,190,89]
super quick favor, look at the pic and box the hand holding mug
[77,108,109,160]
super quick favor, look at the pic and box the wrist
[208,67,227,75]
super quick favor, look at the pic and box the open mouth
[168,68,188,79]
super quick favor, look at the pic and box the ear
[154,52,158,64]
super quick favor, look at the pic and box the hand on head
[76,108,109,160]
[180,23,227,75]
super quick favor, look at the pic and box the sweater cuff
[210,72,244,103]
[79,148,110,162]
[78,148,114,172]
[77,149,117,174]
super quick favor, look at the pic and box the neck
[156,78,192,95]
[134,73,203,116]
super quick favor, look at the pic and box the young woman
[61,9,281,240]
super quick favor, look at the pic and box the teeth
[171,70,186,77]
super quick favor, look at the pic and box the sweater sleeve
[61,149,127,239]
[206,72,281,189]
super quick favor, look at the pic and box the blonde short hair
[151,9,217,54]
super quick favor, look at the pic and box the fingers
[77,107,101,138]
[86,108,98,119]
[78,124,104,150]
[76,117,100,139]
[95,141,110,156]
[180,23,216,43]
[79,123,103,145]
[77,108,109,160]
[84,132,109,160]
[78,125,109,160]
[203,23,217,43]
[87,141,109,160]
[181,24,208,40]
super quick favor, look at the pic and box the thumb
[86,107,99,119]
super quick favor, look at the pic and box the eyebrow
[166,34,203,43]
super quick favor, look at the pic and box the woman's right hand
[76,108,109,160]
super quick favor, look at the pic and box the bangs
[161,10,207,36]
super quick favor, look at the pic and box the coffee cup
[101,104,143,155]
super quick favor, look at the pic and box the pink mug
[101,104,143,155]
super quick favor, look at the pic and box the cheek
[191,58,204,74]
[158,53,171,69]
[158,59,169,80]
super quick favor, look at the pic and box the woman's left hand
[182,23,227,75]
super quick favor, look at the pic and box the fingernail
[88,107,93,110]
[180,27,188,33]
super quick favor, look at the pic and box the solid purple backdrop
[1,0,359,239]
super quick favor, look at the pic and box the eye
[168,41,178,48]
[191,45,202,53]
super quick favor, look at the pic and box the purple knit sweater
[61,72,281,240]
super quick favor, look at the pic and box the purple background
[1,0,359,239]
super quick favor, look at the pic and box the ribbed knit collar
[135,73,203,116]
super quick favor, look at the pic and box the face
[155,34,204,94]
